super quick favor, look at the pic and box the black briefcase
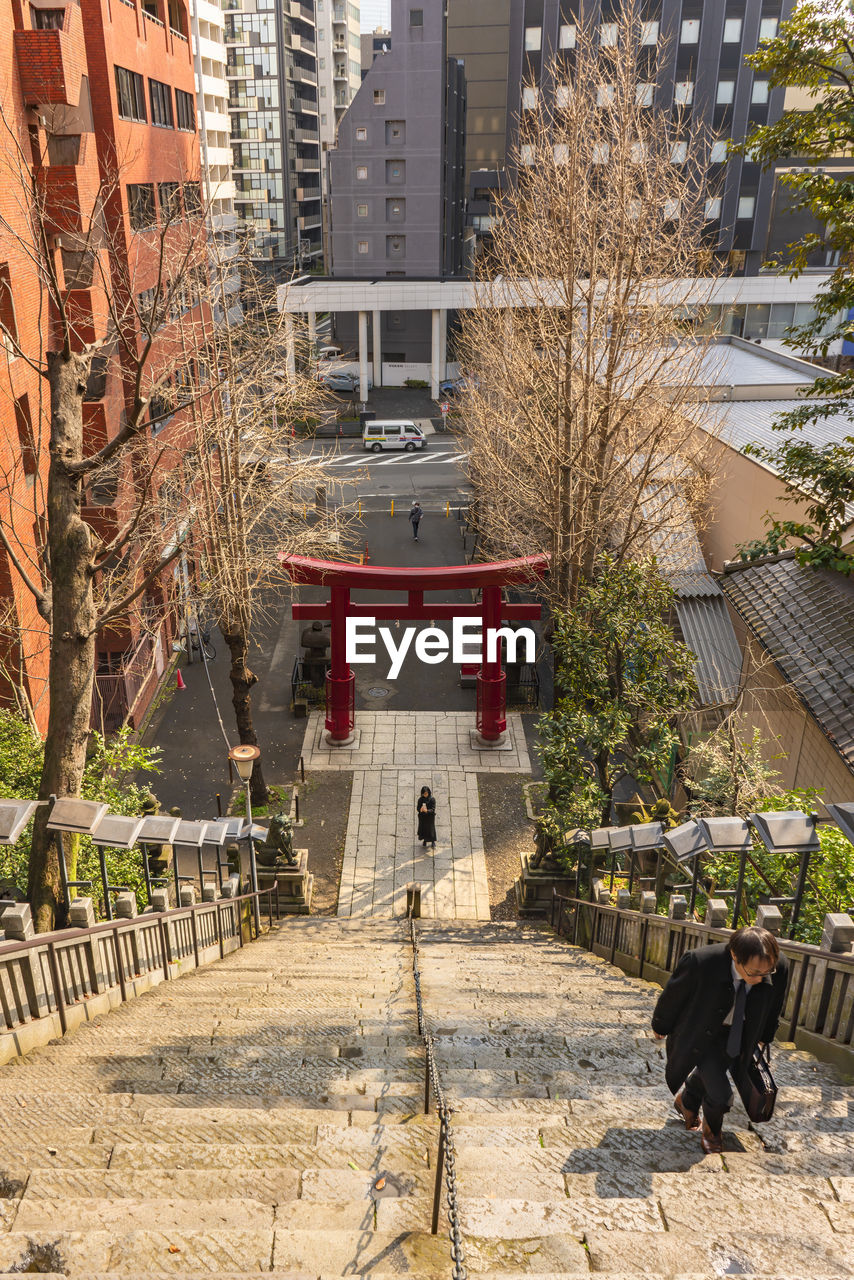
[736,1045,777,1123]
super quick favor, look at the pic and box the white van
[362,420,426,452]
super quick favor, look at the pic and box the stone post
[821,912,854,954]
[756,904,782,935]
[639,892,656,914]
[669,894,687,920]
[705,899,728,928]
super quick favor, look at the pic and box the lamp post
[229,744,261,932]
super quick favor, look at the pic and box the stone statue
[301,620,330,688]
[139,793,169,880]
[256,812,297,869]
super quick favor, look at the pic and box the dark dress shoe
[700,1121,723,1154]
[674,1092,700,1130]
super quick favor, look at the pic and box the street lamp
[229,744,261,932]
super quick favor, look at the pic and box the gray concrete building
[224,0,322,277]
[327,0,466,363]
[361,26,391,78]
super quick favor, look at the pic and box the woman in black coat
[416,786,436,849]
[651,925,787,1154]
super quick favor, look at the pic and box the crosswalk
[304,449,467,469]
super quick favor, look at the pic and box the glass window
[553,143,568,164]
[723,16,742,42]
[356,202,368,216]
[559,23,575,48]
[636,83,654,106]
[710,139,728,162]
[674,81,694,105]
[149,79,174,128]
[716,80,735,104]
[175,88,195,131]
[115,65,146,122]
[704,197,722,219]
[752,80,769,103]
[159,181,181,220]
[356,164,368,179]
[356,126,367,140]
[357,240,369,253]
[597,84,616,106]
[592,142,610,164]
[680,18,699,42]
[520,143,535,165]
[664,198,681,220]
[737,195,755,218]
[759,17,778,40]
[599,22,617,45]
[555,84,571,107]
[183,182,201,216]
[524,25,541,51]
[630,141,645,163]
[127,183,155,230]
[373,88,385,104]
[409,8,422,24]
[522,86,538,110]
[641,20,659,44]
[670,141,687,164]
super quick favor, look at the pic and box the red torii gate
[281,554,548,744]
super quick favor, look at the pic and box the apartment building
[224,0,322,277]
[360,26,391,78]
[189,0,235,232]
[316,0,361,266]
[2,0,205,733]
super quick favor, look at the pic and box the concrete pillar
[821,912,854,953]
[284,314,296,381]
[705,899,728,928]
[430,308,441,400]
[307,310,316,345]
[438,306,447,380]
[372,308,382,386]
[755,904,782,935]
[615,888,631,911]
[669,894,687,920]
[358,310,370,402]
[639,891,656,914]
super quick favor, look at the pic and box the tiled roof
[721,554,854,769]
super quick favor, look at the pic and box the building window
[356,202,368,216]
[127,183,156,230]
[670,141,687,164]
[751,80,769,104]
[674,81,694,106]
[149,78,174,128]
[737,195,756,219]
[559,23,575,48]
[159,181,181,220]
[385,120,405,143]
[710,139,728,162]
[759,17,778,40]
[680,18,699,42]
[597,84,616,107]
[183,181,201,217]
[356,126,367,140]
[592,142,609,164]
[409,7,422,24]
[115,65,146,122]
[716,80,735,105]
[636,83,654,107]
[386,197,404,220]
[555,84,571,108]
[31,7,65,28]
[641,21,659,44]
[14,395,37,477]
[386,234,405,257]
[599,22,617,46]
[385,159,405,182]
[520,143,534,165]
[357,240,369,253]
[723,16,743,42]
[664,198,681,220]
[524,26,541,51]
[175,88,196,131]
[373,89,385,105]
[553,143,568,164]
[522,86,538,110]
[704,197,722,220]
[0,263,19,359]
[629,141,645,164]
[61,248,95,288]
[356,164,368,179]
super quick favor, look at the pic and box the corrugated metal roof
[709,398,854,457]
[694,345,815,388]
[674,592,743,706]
[721,556,854,770]
[670,570,721,599]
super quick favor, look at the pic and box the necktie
[726,979,747,1058]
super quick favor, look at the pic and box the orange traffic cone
[176,668,186,690]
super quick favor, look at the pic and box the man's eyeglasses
[742,966,776,978]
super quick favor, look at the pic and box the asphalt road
[291,430,470,509]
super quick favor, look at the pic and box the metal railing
[408,915,466,1280]
[0,886,281,1041]
[551,891,854,1072]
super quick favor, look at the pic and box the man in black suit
[651,926,788,1153]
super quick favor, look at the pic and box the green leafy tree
[537,559,697,831]
[736,0,854,571]
[0,711,161,915]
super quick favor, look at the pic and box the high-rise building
[224,0,322,276]
[189,0,236,235]
[316,0,361,266]
[449,0,814,277]
[360,25,391,78]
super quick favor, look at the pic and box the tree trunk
[223,624,268,807]
[28,350,97,932]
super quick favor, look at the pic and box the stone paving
[301,712,529,920]
[1,916,853,1278]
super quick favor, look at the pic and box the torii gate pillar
[281,555,548,746]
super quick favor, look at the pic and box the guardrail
[551,892,854,1077]
[0,886,280,1064]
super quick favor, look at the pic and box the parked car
[317,370,373,393]
[438,375,478,397]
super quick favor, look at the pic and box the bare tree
[0,102,215,929]
[458,5,722,616]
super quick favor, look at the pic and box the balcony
[297,184,320,201]
[294,155,320,172]
[294,95,318,116]
[14,4,85,107]
[298,214,321,232]
[333,64,347,81]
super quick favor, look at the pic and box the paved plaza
[301,711,530,920]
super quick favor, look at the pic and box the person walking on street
[409,501,423,542]
[416,785,436,849]
[651,926,787,1154]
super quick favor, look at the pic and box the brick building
[2,0,205,736]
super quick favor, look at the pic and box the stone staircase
[0,917,852,1277]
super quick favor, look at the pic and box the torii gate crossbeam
[281,554,548,744]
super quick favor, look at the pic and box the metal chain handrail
[408,916,467,1280]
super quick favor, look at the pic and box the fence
[0,886,280,1066]
[551,892,854,1077]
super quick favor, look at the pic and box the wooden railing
[552,893,854,1077]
